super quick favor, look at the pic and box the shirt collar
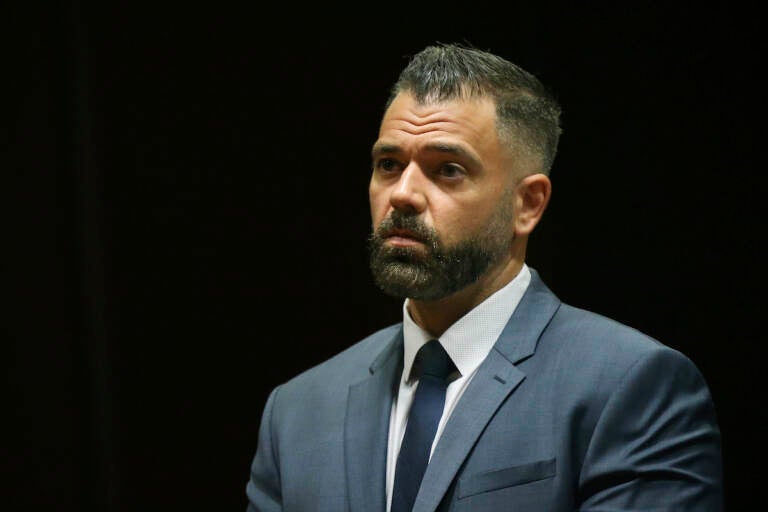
[401,263,532,382]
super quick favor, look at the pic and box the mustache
[374,211,438,244]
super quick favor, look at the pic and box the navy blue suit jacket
[246,269,723,511]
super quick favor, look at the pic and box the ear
[514,173,552,236]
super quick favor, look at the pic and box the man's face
[368,92,519,301]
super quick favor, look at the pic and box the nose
[389,163,427,214]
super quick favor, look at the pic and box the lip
[385,235,424,248]
[383,229,425,247]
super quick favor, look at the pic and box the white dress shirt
[385,264,532,511]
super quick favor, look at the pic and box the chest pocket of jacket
[457,457,556,499]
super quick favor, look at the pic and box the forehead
[376,92,501,153]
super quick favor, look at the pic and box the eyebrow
[371,142,402,158]
[371,141,481,168]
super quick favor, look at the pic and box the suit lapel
[345,328,404,512]
[412,351,526,512]
[412,269,561,512]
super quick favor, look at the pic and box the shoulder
[549,303,668,355]
[539,302,708,396]
[273,322,402,396]
[523,269,699,376]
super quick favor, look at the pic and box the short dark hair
[387,43,562,175]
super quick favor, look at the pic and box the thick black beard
[367,211,509,301]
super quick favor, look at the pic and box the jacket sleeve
[578,347,723,511]
[246,386,283,512]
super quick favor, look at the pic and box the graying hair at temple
[386,43,563,175]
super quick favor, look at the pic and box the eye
[374,157,401,174]
[436,163,466,180]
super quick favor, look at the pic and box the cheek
[430,208,466,242]
[368,186,389,226]
[434,204,495,242]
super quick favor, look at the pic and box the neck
[407,254,525,338]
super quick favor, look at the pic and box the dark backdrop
[5,2,765,511]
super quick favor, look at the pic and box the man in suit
[245,43,723,511]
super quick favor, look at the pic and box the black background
[5,2,765,511]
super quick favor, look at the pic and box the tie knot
[415,339,457,381]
